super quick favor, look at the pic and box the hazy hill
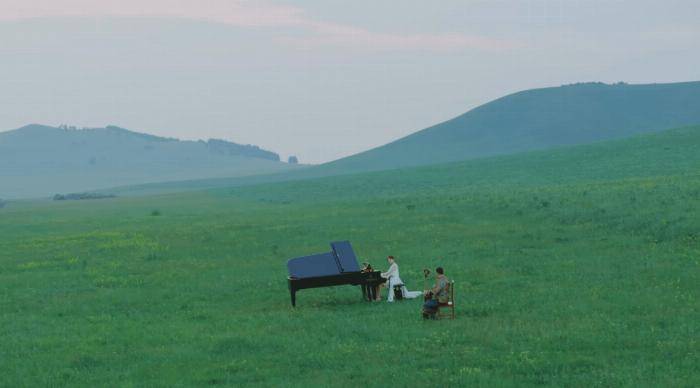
[320,81,700,173]
[0,124,296,198]
[228,124,700,203]
[12,81,699,198]
[110,124,700,197]
[109,81,700,196]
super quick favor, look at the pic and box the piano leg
[290,289,297,307]
[361,284,378,301]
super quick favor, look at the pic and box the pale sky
[1,1,699,163]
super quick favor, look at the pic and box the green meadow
[1,127,699,386]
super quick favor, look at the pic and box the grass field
[1,127,699,386]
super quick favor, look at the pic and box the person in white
[378,255,423,302]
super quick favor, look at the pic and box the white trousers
[386,276,423,302]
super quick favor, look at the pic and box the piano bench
[392,284,405,300]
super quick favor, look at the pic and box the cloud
[292,21,517,52]
[0,0,516,51]
[0,0,304,26]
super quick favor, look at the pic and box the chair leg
[435,305,455,319]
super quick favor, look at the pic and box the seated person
[377,255,421,302]
[423,267,449,318]
[377,255,399,301]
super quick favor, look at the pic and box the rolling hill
[320,81,700,173]
[0,124,297,199]
[105,81,700,196]
[204,124,700,205]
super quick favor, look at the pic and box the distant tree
[52,193,115,201]
[206,138,280,161]
[0,198,5,208]
[288,155,299,164]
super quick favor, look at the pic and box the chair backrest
[449,280,455,303]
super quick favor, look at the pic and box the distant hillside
[0,124,297,198]
[240,124,700,202]
[320,81,700,173]
[107,81,700,197]
[110,124,700,197]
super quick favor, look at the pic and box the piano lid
[330,241,360,273]
[287,241,362,279]
[287,252,340,279]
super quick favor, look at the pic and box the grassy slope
[321,81,700,173]
[1,127,699,386]
[111,81,700,197]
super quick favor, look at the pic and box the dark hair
[387,255,395,260]
[436,267,444,274]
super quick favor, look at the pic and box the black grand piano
[287,241,386,306]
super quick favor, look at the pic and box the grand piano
[287,241,386,306]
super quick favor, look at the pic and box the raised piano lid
[330,241,361,273]
[287,252,340,279]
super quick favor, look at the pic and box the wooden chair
[437,280,455,319]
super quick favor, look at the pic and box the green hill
[0,124,296,198]
[1,125,698,386]
[107,81,700,197]
[321,81,700,173]
[216,125,700,203]
[112,121,700,198]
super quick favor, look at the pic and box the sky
[0,1,699,163]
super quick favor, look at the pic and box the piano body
[286,241,385,306]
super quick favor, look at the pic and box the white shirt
[381,261,422,301]
[381,262,399,280]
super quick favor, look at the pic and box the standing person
[377,256,422,302]
[423,267,449,318]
